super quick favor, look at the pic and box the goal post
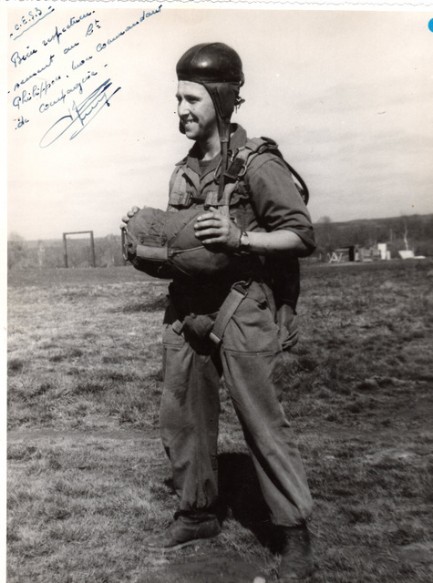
[63,231,96,268]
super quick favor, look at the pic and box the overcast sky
[7,5,433,240]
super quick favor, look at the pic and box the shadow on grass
[164,452,283,551]
[217,452,284,553]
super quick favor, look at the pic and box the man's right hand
[121,206,140,226]
[120,206,140,260]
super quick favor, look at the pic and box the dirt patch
[8,428,159,443]
[364,448,421,465]
[399,542,433,567]
[138,548,265,583]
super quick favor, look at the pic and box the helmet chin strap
[217,120,231,215]
[204,83,240,212]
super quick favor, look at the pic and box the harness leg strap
[209,284,249,345]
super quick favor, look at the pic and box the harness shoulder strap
[226,136,309,205]
[225,137,279,181]
[218,137,280,215]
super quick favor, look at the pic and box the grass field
[7,261,433,582]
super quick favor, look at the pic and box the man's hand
[194,211,241,251]
[120,206,140,259]
[121,206,140,226]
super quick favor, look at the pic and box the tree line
[7,214,433,270]
[313,214,433,260]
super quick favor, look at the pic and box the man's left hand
[121,206,140,226]
[194,211,241,251]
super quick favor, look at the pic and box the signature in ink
[39,79,121,148]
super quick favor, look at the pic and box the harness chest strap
[170,135,308,210]
[168,138,277,210]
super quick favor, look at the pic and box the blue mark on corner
[429,18,433,32]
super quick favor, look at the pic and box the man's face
[176,81,218,141]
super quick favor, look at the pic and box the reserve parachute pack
[121,137,309,285]
[121,206,232,279]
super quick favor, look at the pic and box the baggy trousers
[160,280,313,527]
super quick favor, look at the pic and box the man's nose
[178,99,190,118]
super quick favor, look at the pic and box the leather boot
[144,514,221,553]
[277,524,314,581]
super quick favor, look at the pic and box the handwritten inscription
[11,47,38,67]
[85,19,101,37]
[41,12,94,47]
[13,54,56,91]
[39,70,100,113]
[96,6,163,52]
[72,55,93,70]
[12,75,62,111]
[15,116,30,130]
[8,5,163,144]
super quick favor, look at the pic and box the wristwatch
[239,231,251,254]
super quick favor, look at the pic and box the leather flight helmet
[176,42,244,126]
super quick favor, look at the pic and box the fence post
[90,231,96,267]
[63,234,68,268]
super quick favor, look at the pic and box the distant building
[398,250,426,260]
[327,246,355,263]
[356,243,390,262]
[377,243,391,260]
[327,241,425,264]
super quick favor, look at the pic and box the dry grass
[7,262,433,582]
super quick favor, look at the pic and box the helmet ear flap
[205,83,242,125]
